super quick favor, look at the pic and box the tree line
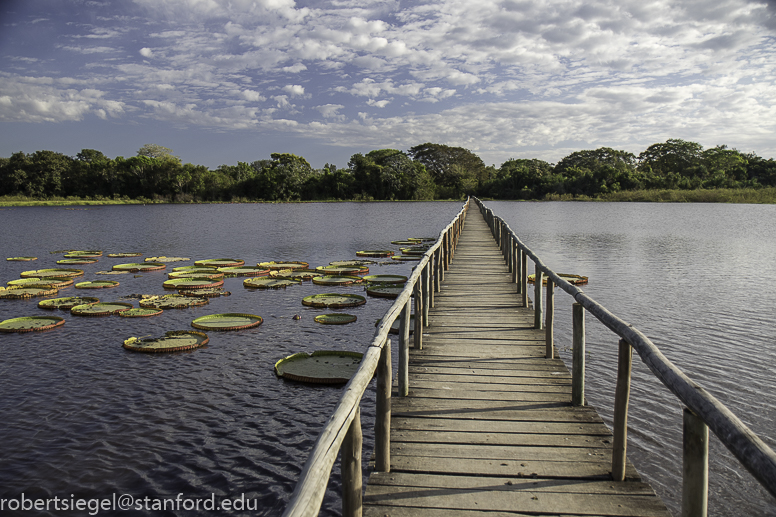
[1,140,775,202]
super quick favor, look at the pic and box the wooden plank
[390,417,612,436]
[392,429,613,448]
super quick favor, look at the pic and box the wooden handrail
[283,198,470,517]
[473,197,776,501]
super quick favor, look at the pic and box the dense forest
[1,140,775,202]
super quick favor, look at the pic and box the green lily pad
[21,268,84,278]
[258,261,310,270]
[162,278,224,290]
[38,296,100,310]
[139,294,209,309]
[183,288,231,298]
[167,270,225,280]
[356,250,394,258]
[316,265,368,275]
[6,256,37,261]
[95,270,129,275]
[391,255,422,261]
[400,246,429,255]
[57,258,99,265]
[274,269,323,281]
[390,240,418,246]
[194,258,245,268]
[329,260,375,267]
[71,302,134,316]
[302,293,366,308]
[312,275,364,286]
[112,262,166,272]
[362,274,408,284]
[314,313,358,325]
[274,350,363,384]
[173,265,217,272]
[118,307,164,318]
[217,266,271,277]
[243,277,302,289]
[0,316,65,333]
[145,256,190,262]
[0,285,59,299]
[366,285,405,299]
[64,251,102,258]
[75,280,119,289]
[107,252,142,258]
[123,330,209,353]
[191,313,263,331]
[528,273,589,286]
[8,277,74,288]
[408,237,436,242]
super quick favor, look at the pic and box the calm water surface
[1,201,774,516]
[489,200,776,517]
[0,202,461,516]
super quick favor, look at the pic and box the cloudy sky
[1,0,775,169]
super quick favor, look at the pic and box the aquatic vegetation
[274,351,363,384]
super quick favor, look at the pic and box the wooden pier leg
[612,338,632,481]
[572,303,585,406]
[375,338,391,473]
[342,406,362,517]
[422,264,430,327]
[545,279,554,358]
[682,408,709,517]
[520,252,528,307]
[534,267,543,329]
[398,300,410,397]
[413,280,422,349]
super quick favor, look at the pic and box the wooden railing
[282,198,470,517]
[475,197,776,515]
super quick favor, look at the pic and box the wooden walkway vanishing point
[363,210,671,516]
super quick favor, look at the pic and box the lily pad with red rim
[107,252,142,258]
[75,280,119,289]
[0,316,65,333]
[366,285,405,299]
[195,258,245,268]
[356,250,394,258]
[168,270,225,280]
[302,293,366,308]
[258,261,310,270]
[21,268,84,278]
[38,296,99,310]
[312,275,364,286]
[217,266,271,277]
[274,350,363,384]
[0,285,59,299]
[191,313,263,331]
[139,294,209,309]
[275,269,322,281]
[112,262,166,272]
[118,307,164,318]
[316,265,368,275]
[244,277,301,289]
[6,257,37,261]
[314,313,358,325]
[71,302,134,317]
[162,278,224,290]
[391,255,421,261]
[8,277,74,288]
[123,330,209,353]
[362,274,407,284]
[145,256,190,263]
[57,258,99,265]
[528,273,589,286]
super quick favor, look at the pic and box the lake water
[1,201,774,516]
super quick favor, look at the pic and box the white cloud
[283,84,305,96]
[139,47,154,58]
[314,103,345,119]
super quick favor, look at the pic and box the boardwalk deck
[363,211,670,517]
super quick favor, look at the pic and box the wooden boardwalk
[363,211,670,516]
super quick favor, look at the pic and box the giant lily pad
[6,257,37,261]
[528,273,589,286]
[168,270,225,280]
[183,288,231,298]
[408,237,436,243]
[21,268,84,278]
[191,313,263,331]
[195,258,245,268]
[244,277,301,289]
[112,262,166,272]
[71,302,133,316]
[274,351,363,384]
[391,240,418,246]
[314,313,357,325]
[302,293,366,308]
[123,330,208,353]
[366,285,405,299]
[400,246,429,256]
[217,266,271,277]
[312,275,364,286]
[275,269,323,281]
[75,280,119,289]
[107,252,142,258]
[145,256,190,263]
[57,258,98,265]
[329,260,375,267]
[118,307,164,318]
[8,277,74,288]
[0,316,65,333]
[139,294,209,309]
[65,250,102,258]
[258,261,309,270]
[162,278,224,290]
[0,285,59,299]
[391,255,421,261]
[362,274,407,284]
[356,250,394,258]
[38,296,99,310]
[316,265,368,275]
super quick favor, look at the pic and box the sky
[1,0,775,170]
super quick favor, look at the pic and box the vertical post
[511,241,518,283]
[534,267,543,329]
[682,408,709,517]
[520,252,528,307]
[612,338,632,481]
[375,338,391,473]
[413,280,422,349]
[572,303,585,406]
[434,248,441,293]
[422,264,430,327]
[342,407,362,517]
[545,279,554,359]
[429,255,436,307]
[399,300,410,397]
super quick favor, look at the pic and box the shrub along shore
[2,140,775,205]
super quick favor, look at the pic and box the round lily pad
[145,256,190,263]
[112,262,166,272]
[400,246,429,256]
[168,270,225,280]
[391,240,418,246]
[217,266,271,277]
[258,261,310,270]
[173,265,217,272]
[38,296,100,310]
[139,294,209,309]
[123,330,209,353]
[362,274,408,284]
[314,313,358,325]
[57,258,99,265]
[316,265,369,275]
[329,260,375,267]
[6,257,37,261]
[408,237,436,242]
[75,280,119,289]
[391,255,421,261]
[243,277,301,289]
[275,269,323,281]
[366,285,405,299]
[71,302,134,316]
[312,275,364,286]
[21,268,84,278]
[191,313,263,331]
[107,252,142,258]
[528,273,589,286]
[64,250,102,258]
[184,288,231,298]
[163,278,224,290]
[95,270,128,275]
[302,293,367,308]
[0,316,65,333]
[0,285,59,299]
[356,250,394,258]
[274,351,363,384]
[8,277,74,288]
[195,258,245,268]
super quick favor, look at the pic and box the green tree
[638,139,704,178]
[408,143,488,197]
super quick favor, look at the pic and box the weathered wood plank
[392,429,613,448]
[390,417,612,435]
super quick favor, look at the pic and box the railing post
[612,338,632,481]
[682,408,709,517]
[434,248,441,293]
[375,337,391,473]
[572,303,585,406]
[413,280,422,349]
[520,252,528,307]
[534,267,543,329]
[422,264,430,326]
[398,300,411,397]
[342,406,362,517]
[545,279,554,359]
[429,256,436,307]
[508,234,514,275]
[515,246,521,290]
